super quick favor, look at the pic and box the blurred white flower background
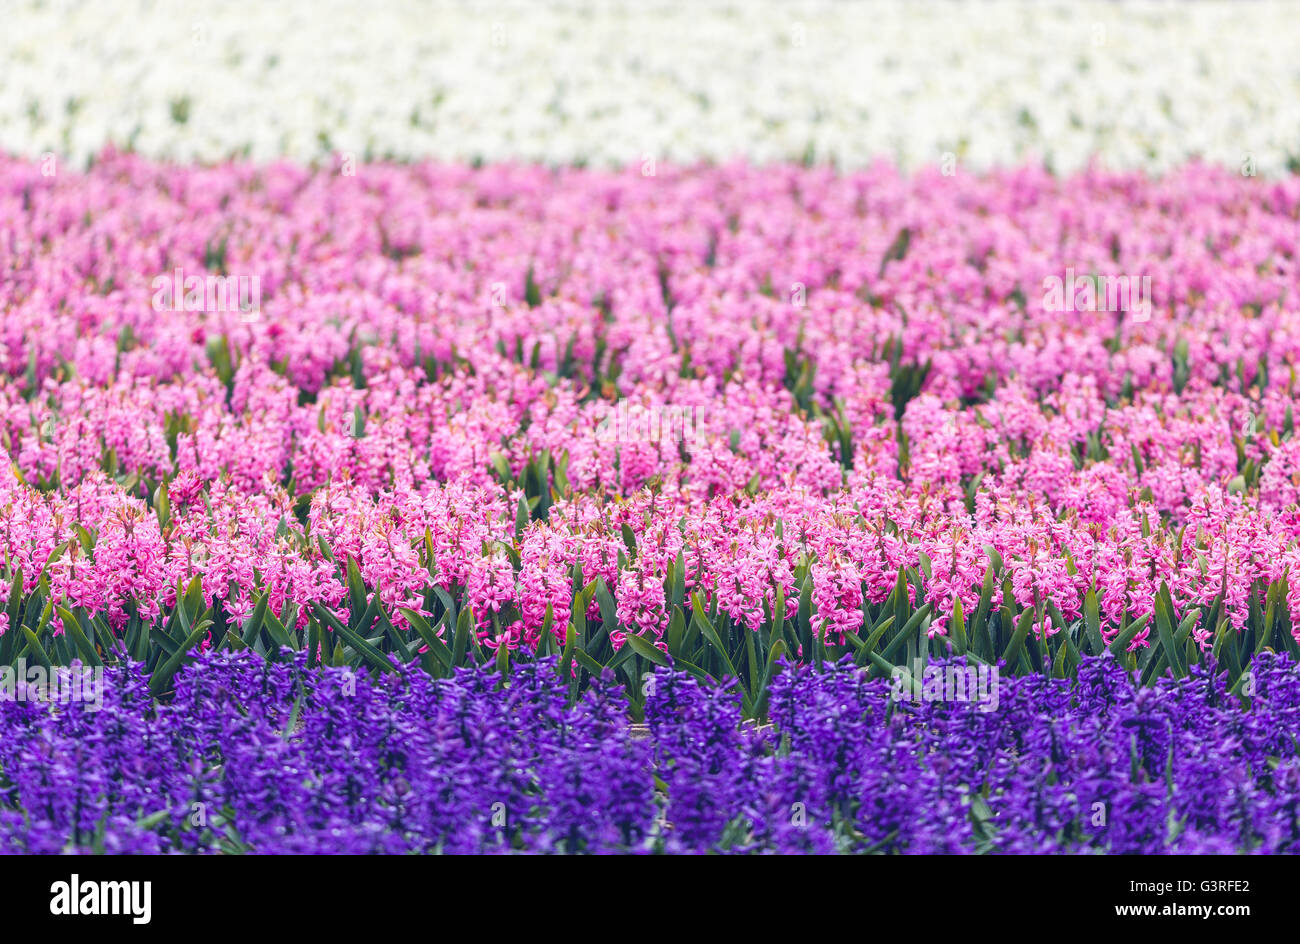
[2,0,1297,173]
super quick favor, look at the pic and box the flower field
[2,0,1298,858]
[4,1,1299,173]
[4,155,1300,703]
[5,652,1300,854]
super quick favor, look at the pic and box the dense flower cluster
[3,0,1298,173]
[8,0,1297,862]
[1,652,1298,854]
[2,153,1300,667]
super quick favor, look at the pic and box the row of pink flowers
[1,150,1299,651]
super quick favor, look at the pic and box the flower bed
[2,652,1297,854]
[5,0,1299,863]
[1,154,1299,709]
[2,0,1297,174]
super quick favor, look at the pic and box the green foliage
[0,526,1286,719]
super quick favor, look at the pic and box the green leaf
[4,568,23,629]
[453,606,475,665]
[21,626,52,671]
[665,606,685,657]
[240,592,270,648]
[573,648,604,677]
[399,607,452,670]
[594,579,619,640]
[261,609,293,651]
[882,602,933,662]
[625,632,669,667]
[490,452,512,483]
[1000,607,1035,668]
[870,649,915,694]
[692,591,737,678]
[1109,614,1151,657]
[1083,589,1102,654]
[345,556,367,621]
[314,602,398,675]
[772,582,786,642]
[856,615,894,668]
[949,596,967,655]
[559,621,577,679]
[1173,609,1200,649]
[515,496,529,545]
[281,693,306,740]
[1153,589,1184,679]
[537,602,555,657]
[56,606,102,667]
[971,565,996,659]
[753,638,789,718]
[148,618,210,697]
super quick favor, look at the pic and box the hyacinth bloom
[4,0,1299,866]
[0,152,1298,682]
[0,651,1297,854]
[2,1,1298,175]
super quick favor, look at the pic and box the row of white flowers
[3,0,1297,173]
